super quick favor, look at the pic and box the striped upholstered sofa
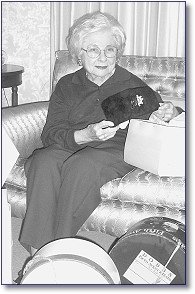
[2,51,185,239]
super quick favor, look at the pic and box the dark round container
[109,217,185,285]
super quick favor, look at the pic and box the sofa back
[53,50,185,109]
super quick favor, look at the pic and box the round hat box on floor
[109,217,185,285]
[21,237,121,284]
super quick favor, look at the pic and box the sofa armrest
[2,101,49,158]
[118,168,185,209]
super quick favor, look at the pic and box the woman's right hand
[74,120,119,145]
[87,120,119,141]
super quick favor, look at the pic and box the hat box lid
[109,217,185,285]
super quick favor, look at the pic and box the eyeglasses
[81,45,118,59]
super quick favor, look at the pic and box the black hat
[101,86,160,126]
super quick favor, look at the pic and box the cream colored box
[124,117,185,177]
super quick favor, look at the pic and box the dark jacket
[41,65,162,151]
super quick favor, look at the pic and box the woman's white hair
[66,11,126,63]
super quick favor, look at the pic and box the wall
[2,2,50,106]
[2,1,185,107]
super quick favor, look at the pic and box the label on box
[123,250,176,284]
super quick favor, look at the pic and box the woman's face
[79,29,117,80]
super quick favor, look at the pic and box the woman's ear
[77,58,83,66]
[116,56,121,64]
[77,50,83,66]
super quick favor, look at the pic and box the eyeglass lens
[84,46,117,58]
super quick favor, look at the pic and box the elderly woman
[20,11,180,254]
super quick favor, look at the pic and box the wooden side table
[2,64,24,106]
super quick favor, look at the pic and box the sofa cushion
[6,186,26,219]
[119,55,185,80]
[6,156,185,219]
[79,199,185,237]
[119,55,185,109]
[118,168,185,209]
[52,51,185,107]
[100,178,121,200]
[52,51,80,92]
[5,156,27,190]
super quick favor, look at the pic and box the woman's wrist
[74,128,92,145]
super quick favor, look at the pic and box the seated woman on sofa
[19,11,180,254]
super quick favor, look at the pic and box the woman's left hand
[152,102,179,122]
